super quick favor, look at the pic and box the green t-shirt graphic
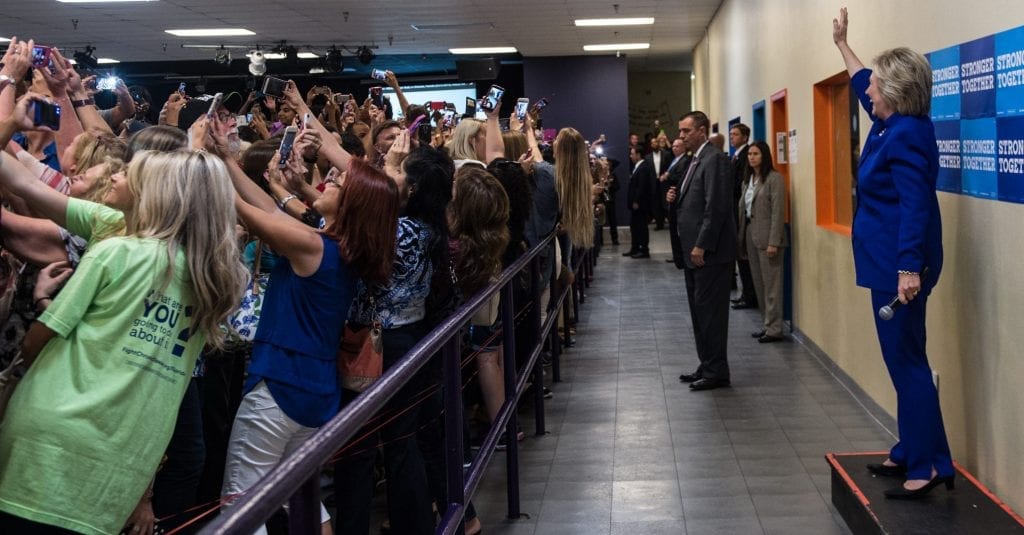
[0,199,205,534]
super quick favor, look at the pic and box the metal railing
[199,232,592,534]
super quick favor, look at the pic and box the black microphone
[877,267,929,321]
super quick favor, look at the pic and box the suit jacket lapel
[680,152,705,199]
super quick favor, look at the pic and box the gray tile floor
[471,231,895,534]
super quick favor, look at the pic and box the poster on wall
[928,23,1024,203]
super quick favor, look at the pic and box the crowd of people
[0,4,954,532]
[0,35,606,534]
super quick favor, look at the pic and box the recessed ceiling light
[57,0,157,2]
[165,28,255,37]
[583,43,650,51]
[449,47,517,54]
[575,17,655,27]
[97,58,120,64]
[297,52,318,59]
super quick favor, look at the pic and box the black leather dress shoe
[731,300,755,310]
[758,334,784,343]
[630,252,651,258]
[867,463,906,477]
[622,250,638,257]
[678,372,702,383]
[751,330,765,338]
[665,259,675,263]
[731,297,743,304]
[689,378,730,391]
[884,475,955,500]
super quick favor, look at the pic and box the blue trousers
[870,290,953,480]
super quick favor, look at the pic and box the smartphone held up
[479,85,504,112]
[33,99,62,131]
[278,126,298,168]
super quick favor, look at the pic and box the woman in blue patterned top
[335,142,454,535]
[833,8,952,500]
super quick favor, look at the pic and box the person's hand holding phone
[7,93,55,132]
[0,37,33,83]
[250,107,270,140]
[384,128,410,180]
[295,128,322,163]
[509,111,523,133]
[384,70,400,90]
[282,80,308,117]
[482,95,502,121]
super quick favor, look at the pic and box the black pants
[628,208,650,253]
[603,199,619,243]
[197,346,249,505]
[334,321,435,535]
[667,205,685,269]
[153,378,206,532]
[0,511,77,534]
[737,258,758,304]
[683,262,732,381]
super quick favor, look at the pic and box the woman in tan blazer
[737,141,788,342]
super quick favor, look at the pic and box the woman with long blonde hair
[0,98,246,534]
[553,127,594,249]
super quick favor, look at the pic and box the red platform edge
[825,451,1024,527]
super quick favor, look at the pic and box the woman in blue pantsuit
[833,8,954,499]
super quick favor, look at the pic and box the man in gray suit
[666,111,737,391]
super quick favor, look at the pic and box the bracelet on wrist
[897,270,919,276]
[276,194,298,210]
[71,98,96,108]
[34,296,52,310]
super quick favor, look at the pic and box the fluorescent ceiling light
[256,52,285,59]
[97,58,120,64]
[57,0,157,2]
[165,28,255,37]
[297,52,318,59]
[0,37,11,43]
[583,43,650,51]
[449,47,517,54]
[575,17,655,26]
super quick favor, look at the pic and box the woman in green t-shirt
[0,94,247,535]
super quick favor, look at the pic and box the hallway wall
[692,0,1024,511]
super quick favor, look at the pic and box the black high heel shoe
[866,462,906,477]
[884,475,955,500]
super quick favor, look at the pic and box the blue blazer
[851,69,943,294]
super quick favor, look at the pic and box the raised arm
[384,71,411,118]
[0,38,33,120]
[524,113,544,163]
[833,8,865,77]
[0,95,71,226]
[0,209,69,266]
[281,81,352,172]
[482,98,506,164]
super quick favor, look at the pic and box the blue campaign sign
[929,45,961,120]
[960,118,998,198]
[996,26,1024,117]
[997,116,1024,202]
[934,120,962,193]
[960,36,996,119]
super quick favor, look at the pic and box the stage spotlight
[326,47,344,72]
[214,46,231,66]
[74,46,98,70]
[357,46,375,65]
[248,50,266,76]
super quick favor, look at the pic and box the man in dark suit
[667,111,737,391]
[662,138,690,268]
[729,123,758,310]
[647,141,672,230]
[624,145,653,258]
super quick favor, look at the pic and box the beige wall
[628,71,693,140]
[693,0,1024,512]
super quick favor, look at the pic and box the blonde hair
[125,151,247,350]
[73,132,126,171]
[76,156,125,203]
[873,47,932,117]
[554,128,594,248]
[502,131,528,160]
[447,119,485,161]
